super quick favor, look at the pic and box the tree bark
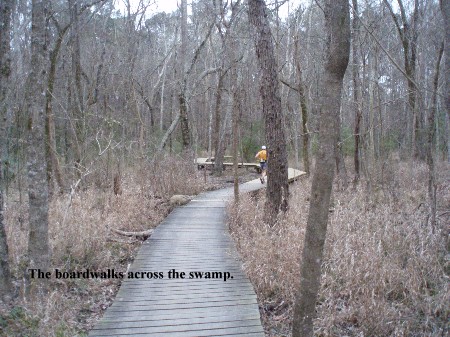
[427,42,443,229]
[248,0,289,225]
[213,72,226,175]
[292,0,350,334]
[294,33,310,175]
[441,0,450,121]
[179,0,190,150]
[0,0,13,298]
[25,0,50,295]
[46,23,69,193]
[352,0,362,183]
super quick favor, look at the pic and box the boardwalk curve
[89,170,305,337]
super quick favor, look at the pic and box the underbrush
[1,155,212,336]
[228,161,449,336]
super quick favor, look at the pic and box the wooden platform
[89,171,305,337]
[196,157,260,172]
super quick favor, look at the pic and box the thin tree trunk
[427,42,444,229]
[25,0,50,295]
[158,113,180,152]
[292,0,350,334]
[232,77,240,202]
[441,0,450,121]
[294,34,310,175]
[46,24,68,193]
[213,72,225,174]
[352,0,362,183]
[0,0,13,298]
[249,0,289,225]
[179,0,190,150]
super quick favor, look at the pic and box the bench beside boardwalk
[89,169,305,337]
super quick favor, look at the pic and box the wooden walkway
[89,170,305,337]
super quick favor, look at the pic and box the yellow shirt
[256,150,267,162]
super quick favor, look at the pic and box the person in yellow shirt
[255,145,267,184]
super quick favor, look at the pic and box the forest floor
[0,157,261,337]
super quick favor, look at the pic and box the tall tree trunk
[292,0,350,334]
[213,72,225,175]
[46,24,68,193]
[232,74,240,202]
[0,0,13,298]
[427,42,444,229]
[352,0,362,183]
[25,0,50,295]
[179,0,190,150]
[248,0,289,225]
[441,0,450,122]
[294,34,310,175]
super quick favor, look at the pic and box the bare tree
[213,0,241,175]
[25,0,50,294]
[0,0,13,298]
[179,0,191,150]
[292,0,350,334]
[427,42,443,229]
[352,0,362,182]
[248,0,289,224]
[383,0,421,158]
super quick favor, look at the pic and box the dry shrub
[146,153,209,198]
[229,161,449,336]
[2,155,211,336]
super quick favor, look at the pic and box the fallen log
[111,228,154,240]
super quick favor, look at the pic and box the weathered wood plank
[90,320,264,336]
[95,313,261,329]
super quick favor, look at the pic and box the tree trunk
[427,42,443,229]
[292,0,350,334]
[441,0,450,121]
[46,24,68,193]
[232,75,240,202]
[179,0,190,150]
[213,72,225,175]
[25,0,50,295]
[0,0,13,298]
[248,0,289,225]
[352,0,362,183]
[294,34,310,175]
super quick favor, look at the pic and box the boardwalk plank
[90,320,264,336]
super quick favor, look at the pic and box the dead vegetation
[228,160,449,336]
[0,154,214,336]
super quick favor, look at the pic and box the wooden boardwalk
[89,171,305,337]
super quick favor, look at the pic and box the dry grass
[1,155,213,336]
[228,160,449,336]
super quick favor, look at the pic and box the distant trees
[292,0,350,334]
